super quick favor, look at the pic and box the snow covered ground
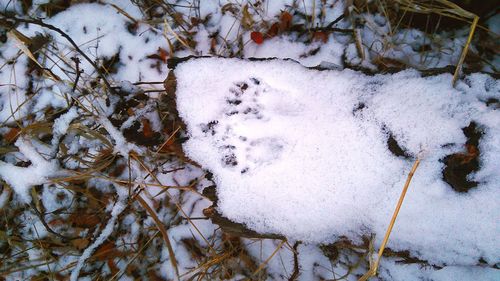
[175,57,499,275]
[0,0,498,280]
[176,57,500,261]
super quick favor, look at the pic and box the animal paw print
[224,78,266,120]
[219,144,238,167]
[217,136,286,173]
[200,120,218,136]
[197,77,291,172]
[245,137,285,169]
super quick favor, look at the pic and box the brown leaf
[69,212,100,228]
[158,48,169,63]
[210,37,217,53]
[48,218,65,227]
[279,11,293,31]
[190,17,201,26]
[72,238,90,250]
[142,119,153,138]
[313,31,329,43]
[148,270,165,281]
[146,47,169,63]
[109,164,126,177]
[203,206,216,217]
[127,107,135,116]
[266,23,280,38]
[107,258,120,275]
[158,137,175,153]
[464,143,479,161]
[94,241,121,261]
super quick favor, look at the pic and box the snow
[244,36,345,67]
[20,211,49,239]
[41,184,73,213]
[52,107,78,136]
[99,115,140,156]
[0,45,30,124]
[378,258,500,281]
[51,107,79,154]
[0,0,22,13]
[18,2,170,82]
[0,137,62,203]
[175,58,499,266]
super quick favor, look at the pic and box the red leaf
[250,31,264,44]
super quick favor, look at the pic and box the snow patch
[0,138,61,203]
[175,58,500,266]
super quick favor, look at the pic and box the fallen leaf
[94,241,121,261]
[142,119,153,138]
[279,11,293,31]
[266,23,280,38]
[158,137,176,153]
[313,31,329,43]
[127,107,135,116]
[148,270,165,281]
[72,238,90,250]
[69,212,100,228]
[190,17,201,26]
[146,47,169,63]
[107,259,120,275]
[48,218,65,227]
[110,164,126,177]
[210,37,217,53]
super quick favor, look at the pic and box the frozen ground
[0,0,499,280]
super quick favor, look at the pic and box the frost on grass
[175,58,500,266]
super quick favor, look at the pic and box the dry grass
[359,158,421,281]
[350,0,497,77]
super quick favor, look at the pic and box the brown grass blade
[359,158,421,281]
[135,193,180,280]
[453,15,479,86]
[252,239,287,277]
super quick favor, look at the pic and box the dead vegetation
[0,0,498,280]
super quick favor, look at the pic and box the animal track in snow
[198,77,296,173]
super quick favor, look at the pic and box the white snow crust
[175,57,500,266]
